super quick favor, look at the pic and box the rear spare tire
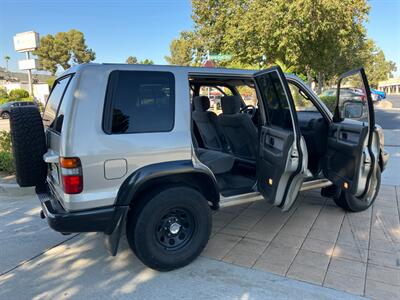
[9,106,47,187]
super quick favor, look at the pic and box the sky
[0,0,399,76]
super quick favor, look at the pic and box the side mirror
[343,101,364,119]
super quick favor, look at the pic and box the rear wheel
[126,186,212,271]
[333,166,381,212]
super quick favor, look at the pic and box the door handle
[269,137,275,146]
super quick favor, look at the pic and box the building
[378,78,400,95]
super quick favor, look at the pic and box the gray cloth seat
[192,96,225,151]
[197,148,235,174]
[218,96,258,160]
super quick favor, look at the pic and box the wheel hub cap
[169,222,181,234]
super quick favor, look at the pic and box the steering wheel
[240,105,257,118]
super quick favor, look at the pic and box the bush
[0,151,14,173]
[0,87,8,99]
[47,78,56,89]
[9,88,29,100]
[319,96,336,113]
[0,131,14,173]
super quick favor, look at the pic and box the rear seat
[196,148,235,174]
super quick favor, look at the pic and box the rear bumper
[37,184,126,234]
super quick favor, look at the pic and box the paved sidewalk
[204,187,400,299]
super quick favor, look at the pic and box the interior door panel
[254,66,304,211]
[324,122,368,195]
[258,126,294,203]
[323,68,376,198]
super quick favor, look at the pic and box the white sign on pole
[18,59,39,70]
[13,31,40,52]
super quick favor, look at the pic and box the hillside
[0,67,54,84]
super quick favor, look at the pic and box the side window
[288,83,318,112]
[256,71,292,129]
[106,71,175,134]
[43,76,72,130]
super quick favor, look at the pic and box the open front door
[254,66,307,211]
[323,68,378,201]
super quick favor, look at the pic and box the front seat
[218,96,258,160]
[192,96,225,151]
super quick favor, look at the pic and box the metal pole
[25,51,33,96]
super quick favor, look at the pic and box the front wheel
[1,112,10,119]
[126,186,212,271]
[333,166,381,212]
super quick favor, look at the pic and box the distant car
[0,101,37,119]
[371,89,386,101]
[319,88,365,102]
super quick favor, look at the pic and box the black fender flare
[105,160,219,256]
[115,160,219,207]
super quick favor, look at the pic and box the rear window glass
[43,76,72,129]
[105,71,175,134]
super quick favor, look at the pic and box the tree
[3,56,10,72]
[126,56,154,64]
[165,31,201,66]
[140,58,154,65]
[364,43,397,88]
[167,0,396,91]
[126,56,138,64]
[33,29,95,75]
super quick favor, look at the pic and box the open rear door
[254,66,307,211]
[323,68,379,200]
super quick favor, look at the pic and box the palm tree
[4,56,10,72]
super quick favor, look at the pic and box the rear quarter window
[43,75,73,131]
[104,71,175,134]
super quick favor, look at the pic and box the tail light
[60,157,83,194]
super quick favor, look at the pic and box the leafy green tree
[140,58,154,65]
[33,29,95,75]
[126,56,138,64]
[364,44,397,88]
[167,0,396,90]
[165,31,206,66]
[126,56,154,65]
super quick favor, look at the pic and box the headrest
[193,96,210,111]
[221,96,241,114]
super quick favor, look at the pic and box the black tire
[9,106,47,187]
[333,166,381,212]
[126,186,212,271]
[1,112,10,119]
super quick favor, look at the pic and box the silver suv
[9,64,388,271]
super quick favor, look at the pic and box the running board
[300,179,332,191]
[220,179,332,206]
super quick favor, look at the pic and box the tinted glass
[338,73,368,120]
[108,71,175,133]
[289,83,318,112]
[43,76,71,129]
[256,71,293,129]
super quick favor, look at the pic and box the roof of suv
[61,63,257,77]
